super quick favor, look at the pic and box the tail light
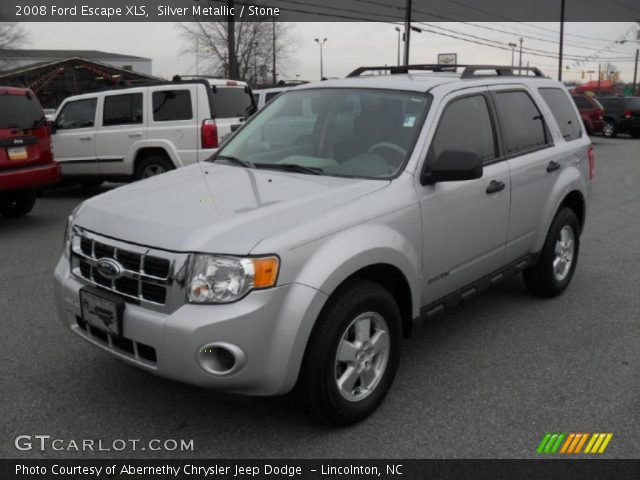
[201,119,218,149]
[587,145,594,180]
[623,109,632,119]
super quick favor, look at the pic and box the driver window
[55,98,97,130]
[428,95,497,164]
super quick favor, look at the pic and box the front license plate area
[80,288,125,337]
[7,146,28,161]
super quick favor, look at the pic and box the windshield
[0,93,45,130]
[215,88,430,179]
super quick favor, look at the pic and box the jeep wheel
[523,208,580,298]
[297,279,402,425]
[0,189,37,217]
[135,156,174,181]
[602,120,617,138]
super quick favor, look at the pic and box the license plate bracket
[7,146,28,161]
[80,287,125,337]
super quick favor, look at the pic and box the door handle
[486,180,506,194]
[128,133,143,138]
[79,136,92,141]
[546,160,561,172]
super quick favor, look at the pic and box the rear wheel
[134,155,174,181]
[0,189,37,217]
[523,208,580,297]
[603,120,617,138]
[297,279,402,425]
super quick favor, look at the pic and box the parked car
[54,65,592,424]
[51,78,256,185]
[254,82,307,109]
[596,96,640,138]
[0,87,60,217]
[571,94,604,135]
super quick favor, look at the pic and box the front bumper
[0,161,60,191]
[53,255,327,395]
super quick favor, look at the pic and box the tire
[523,208,580,298]
[79,179,104,188]
[0,189,37,217]
[134,155,174,181]
[297,279,402,425]
[631,130,640,139]
[602,120,617,138]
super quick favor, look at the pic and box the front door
[52,97,98,176]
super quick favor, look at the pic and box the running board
[416,253,540,326]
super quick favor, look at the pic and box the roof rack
[347,64,545,79]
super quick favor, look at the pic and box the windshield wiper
[255,163,324,175]
[212,155,255,169]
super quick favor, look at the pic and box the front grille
[70,228,187,310]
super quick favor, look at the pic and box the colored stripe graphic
[539,433,612,454]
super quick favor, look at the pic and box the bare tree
[178,21,296,86]
[0,23,29,70]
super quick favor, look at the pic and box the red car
[572,94,605,135]
[0,87,60,217]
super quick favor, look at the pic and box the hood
[75,163,388,253]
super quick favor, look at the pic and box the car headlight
[63,203,84,258]
[186,254,279,304]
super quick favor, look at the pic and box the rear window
[0,93,44,130]
[624,98,640,109]
[539,88,582,141]
[211,87,254,118]
[572,96,592,109]
[103,93,143,126]
[493,90,550,155]
[153,90,193,121]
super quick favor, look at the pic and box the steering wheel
[368,142,407,160]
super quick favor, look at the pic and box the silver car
[54,65,593,424]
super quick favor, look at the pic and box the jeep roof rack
[347,64,545,79]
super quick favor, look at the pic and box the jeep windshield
[213,88,431,179]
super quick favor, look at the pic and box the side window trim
[488,87,554,160]
[423,90,501,176]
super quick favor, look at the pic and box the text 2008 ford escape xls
[54,65,593,424]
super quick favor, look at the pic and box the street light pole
[314,37,327,80]
[633,48,639,95]
[395,27,401,66]
[403,0,412,65]
[508,42,517,68]
[558,0,565,81]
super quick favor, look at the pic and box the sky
[20,21,640,83]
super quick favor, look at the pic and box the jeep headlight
[186,255,279,304]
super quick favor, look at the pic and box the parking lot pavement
[1,136,639,459]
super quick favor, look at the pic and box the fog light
[196,342,246,376]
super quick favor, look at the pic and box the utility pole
[633,48,639,95]
[597,63,601,95]
[518,37,523,74]
[272,19,277,85]
[558,0,565,81]
[315,38,327,80]
[403,0,412,65]
[395,26,402,66]
[227,0,237,79]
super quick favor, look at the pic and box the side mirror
[421,150,483,185]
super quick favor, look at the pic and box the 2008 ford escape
[54,65,593,424]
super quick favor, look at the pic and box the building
[0,49,152,75]
[0,50,158,108]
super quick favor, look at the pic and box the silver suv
[54,65,593,424]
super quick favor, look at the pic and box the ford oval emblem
[96,258,123,280]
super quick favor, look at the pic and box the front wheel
[297,279,402,425]
[523,208,580,297]
[0,189,37,217]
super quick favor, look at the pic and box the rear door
[0,90,51,174]
[51,97,98,175]
[95,90,146,176]
[489,87,557,262]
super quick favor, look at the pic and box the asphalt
[1,135,639,459]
